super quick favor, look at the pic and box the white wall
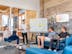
[0,0,40,17]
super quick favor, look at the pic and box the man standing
[21,20,28,44]
[45,27,59,52]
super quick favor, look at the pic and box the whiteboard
[56,14,69,22]
[30,18,48,32]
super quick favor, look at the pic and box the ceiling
[0,5,9,10]
[0,5,20,15]
[44,0,51,3]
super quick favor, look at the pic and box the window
[2,15,9,26]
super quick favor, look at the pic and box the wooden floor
[0,47,26,54]
[18,51,26,54]
[19,50,25,54]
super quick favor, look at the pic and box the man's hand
[60,38,64,40]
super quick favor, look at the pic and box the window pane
[2,15,9,26]
[19,16,22,29]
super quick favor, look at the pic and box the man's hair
[4,26,8,30]
[62,26,67,31]
[49,26,54,31]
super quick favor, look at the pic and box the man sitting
[58,26,70,43]
[37,26,59,51]
[4,30,19,44]
[45,27,59,51]
[3,26,11,39]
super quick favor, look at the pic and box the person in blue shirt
[37,26,58,49]
[45,27,59,51]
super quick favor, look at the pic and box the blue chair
[58,38,66,50]
[65,35,72,46]
[59,34,72,50]
[26,48,58,54]
[63,46,72,54]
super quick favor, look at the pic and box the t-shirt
[45,32,58,41]
[48,31,57,39]
[21,24,27,33]
[59,32,70,38]
[3,30,11,38]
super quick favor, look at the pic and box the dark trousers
[4,35,19,44]
[22,33,28,44]
[49,39,59,50]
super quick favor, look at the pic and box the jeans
[22,33,28,44]
[4,35,19,44]
[49,39,59,50]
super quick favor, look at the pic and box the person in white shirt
[21,20,28,44]
[3,26,11,39]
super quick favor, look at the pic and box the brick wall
[40,0,72,33]
[44,0,72,18]
[40,0,72,18]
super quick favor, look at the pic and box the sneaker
[19,43,23,45]
[53,49,57,52]
[48,48,52,51]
